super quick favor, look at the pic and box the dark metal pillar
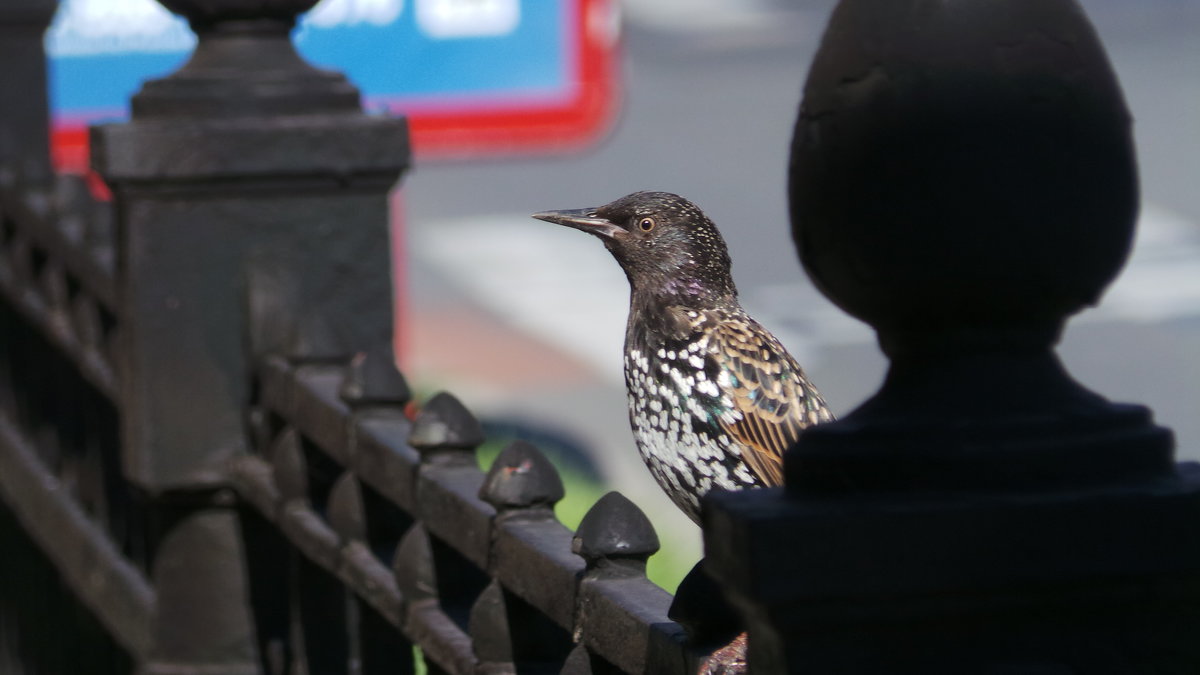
[90,1,410,672]
[704,1,1200,673]
[0,0,56,189]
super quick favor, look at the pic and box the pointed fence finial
[561,645,601,675]
[339,345,411,407]
[393,524,437,604]
[479,440,565,514]
[408,392,485,459]
[327,472,366,543]
[468,580,514,668]
[572,492,659,574]
[270,427,308,502]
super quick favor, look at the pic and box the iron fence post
[704,1,1200,673]
[89,0,410,672]
[0,0,56,190]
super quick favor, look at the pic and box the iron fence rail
[0,180,145,673]
[233,354,698,674]
[0,407,152,658]
[0,181,117,401]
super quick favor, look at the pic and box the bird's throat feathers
[628,279,740,343]
[625,256,737,314]
[607,233,738,310]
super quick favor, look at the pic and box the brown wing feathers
[711,318,828,487]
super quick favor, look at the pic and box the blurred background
[47,0,1200,590]
[401,0,1200,588]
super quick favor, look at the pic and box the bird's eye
[638,217,656,232]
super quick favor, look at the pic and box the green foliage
[413,645,427,675]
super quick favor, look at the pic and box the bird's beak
[531,208,624,241]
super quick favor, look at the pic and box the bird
[532,191,833,524]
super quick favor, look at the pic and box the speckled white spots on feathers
[625,344,741,520]
[621,303,834,523]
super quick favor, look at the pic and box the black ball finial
[791,0,1136,347]
[785,0,1172,492]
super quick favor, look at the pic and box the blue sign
[46,0,616,164]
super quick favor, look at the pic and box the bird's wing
[707,314,832,487]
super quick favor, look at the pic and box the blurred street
[399,0,1200,565]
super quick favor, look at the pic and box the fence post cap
[479,440,565,512]
[408,392,485,454]
[791,0,1137,342]
[156,0,319,22]
[781,0,1170,493]
[572,492,660,566]
[340,346,411,407]
[130,0,360,120]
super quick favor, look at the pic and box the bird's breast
[622,344,761,522]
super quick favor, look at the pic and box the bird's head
[532,191,737,304]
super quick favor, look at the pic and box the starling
[532,191,832,523]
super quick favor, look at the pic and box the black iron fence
[0,0,706,673]
[3,0,1200,674]
[231,354,700,674]
[0,163,147,672]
